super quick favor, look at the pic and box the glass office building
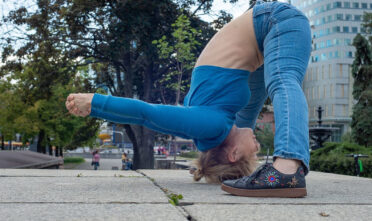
[292,0,372,141]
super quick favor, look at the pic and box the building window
[344,2,350,8]
[343,104,347,116]
[355,15,362,21]
[323,85,326,98]
[325,105,329,117]
[346,51,353,58]
[335,51,340,58]
[339,64,343,77]
[343,26,349,33]
[329,64,332,78]
[341,84,345,97]
[330,84,334,98]
[326,39,332,47]
[334,2,342,8]
[332,104,335,116]
[322,65,325,79]
[307,88,310,99]
[352,2,359,8]
[314,106,316,118]
[370,3,372,9]
[345,14,352,21]
[327,15,332,22]
[344,39,351,46]
[321,53,327,61]
[316,67,319,79]
[361,3,368,9]
[326,3,332,10]
[312,87,315,99]
[318,86,320,99]
[336,14,343,20]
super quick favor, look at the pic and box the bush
[255,126,274,156]
[180,151,199,159]
[64,157,85,164]
[310,142,372,178]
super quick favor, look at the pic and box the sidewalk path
[0,169,371,221]
[65,158,123,170]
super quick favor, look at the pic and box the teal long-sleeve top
[90,65,251,151]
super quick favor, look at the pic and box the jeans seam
[275,24,290,152]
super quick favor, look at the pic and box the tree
[0,80,25,149]
[0,1,100,154]
[43,0,223,169]
[1,0,243,168]
[351,12,372,147]
[153,13,201,105]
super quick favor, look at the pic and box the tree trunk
[48,145,53,156]
[1,135,4,150]
[59,147,63,157]
[37,130,45,153]
[55,146,59,157]
[132,127,155,169]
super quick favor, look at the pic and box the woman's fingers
[67,94,74,101]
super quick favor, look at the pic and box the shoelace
[237,147,271,183]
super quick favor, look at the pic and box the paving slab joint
[137,170,196,221]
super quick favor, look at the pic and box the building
[292,0,372,141]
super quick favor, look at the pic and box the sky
[196,0,251,22]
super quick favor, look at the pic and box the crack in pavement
[137,170,195,221]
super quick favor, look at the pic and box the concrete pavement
[0,169,371,221]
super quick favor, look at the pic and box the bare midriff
[195,9,263,72]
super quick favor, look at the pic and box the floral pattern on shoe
[222,163,306,190]
[264,171,280,187]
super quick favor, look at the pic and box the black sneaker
[221,163,307,198]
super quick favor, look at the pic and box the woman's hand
[65,93,94,117]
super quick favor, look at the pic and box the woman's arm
[90,93,229,140]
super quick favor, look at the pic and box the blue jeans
[236,1,311,173]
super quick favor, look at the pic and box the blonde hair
[191,144,257,184]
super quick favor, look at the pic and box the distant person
[66,1,310,197]
[121,153,127,170]
[125,157,133,170]
[91,150,100,170]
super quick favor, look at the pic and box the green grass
[64,157,85,164]
[179,151,199,159]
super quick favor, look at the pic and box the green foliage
[64,157,85,164]
[351,21,372,146]
[0,0,239,168]
[153,12,201,104]
[167,193,183,206]
[310,142,372,177]
[255,126,274,155]
[180,151,199,159]
[341,131,354,143]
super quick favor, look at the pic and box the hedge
[64,157,85,164]
[310,142,372,178]
[179,151,199,159]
